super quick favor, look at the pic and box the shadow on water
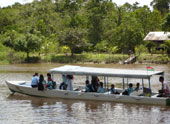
[7,94,106,110]
[7,93,169,110]
[5,93,170,124]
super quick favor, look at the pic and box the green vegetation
[51,53,128,63]
[0,0,170,64]
[137,54,170,64]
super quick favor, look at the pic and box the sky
[0,0,33,7]
[112,0,152,7]
[0,0,153,8]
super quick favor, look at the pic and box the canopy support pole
[148,78,151,97]
[104,76,106,88]
[123,78,125,89]
[107,76,109,90]
[142,78,144,88]
[127,78,129,88]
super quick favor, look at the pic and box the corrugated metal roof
[144,32,170,41]
[49,65,164,79]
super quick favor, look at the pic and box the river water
[0,63,170,124]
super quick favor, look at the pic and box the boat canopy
[49,65,164,79]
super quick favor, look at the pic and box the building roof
[49,65,164,79]
[144,32,170,41]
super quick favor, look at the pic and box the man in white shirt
[158,76,170,97]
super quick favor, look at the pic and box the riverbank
[0,52,170,64]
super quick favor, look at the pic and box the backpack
[38,82,44,91]
[52,81,56,89]
[122,90,128,95]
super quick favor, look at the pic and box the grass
[0,50,170,64]
[137,53,170,64]
[50,53,128,64]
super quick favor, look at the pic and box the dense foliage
[0,0,170,62]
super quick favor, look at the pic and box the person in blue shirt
[123,83,134,95]
[59,74,67,90]
[85,80,91,92]
[97,82,104,93]
[31,72,39,88]
[47,73,53,90]
[127,83,134,96]
[110,84,119,94]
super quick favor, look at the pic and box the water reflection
[5,94,170,124]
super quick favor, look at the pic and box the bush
[25,56,41,63]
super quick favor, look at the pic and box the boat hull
[6,80,170,106]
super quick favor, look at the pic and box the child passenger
[47,73,53,90]
[38,74,46,91]
[134,82,142,91]
[85,80,91,92]
[122,83,134,96]
[110,84,119,94]
[97,82,104,93]
[127,83,134,96]
[66,75,73,91]
[59,74,67,90]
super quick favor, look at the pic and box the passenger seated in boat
[97,82,104,93]
[134,82,142,91]
[85,80,91,92]
[127,83,134,95]
[59,74,67,90]
[110,84,119,94]
[91,76,99,92]
[66,75,73,91]
[158,76,170,97]
[31,72,39,88]
[38,74,46,91]
[47,73,53,90]
[122,83,134,96]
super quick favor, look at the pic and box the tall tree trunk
[71,49,74,56]
[71,52,74,57]
[26,51,30,63]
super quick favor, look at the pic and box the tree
[86,0,108,47]
[112,15,144,53]
[133,7,162,35]
[150,0,170,16]
[14,33,42,60]
[162,13,170,31]
[148,10,162,31]
[59,28,88,56]
[135,44,148,56]
[133,6,151,35]
[160,40,170,56]
[0,7,20,33]
[145,41,156,54]
[3,30,18,48]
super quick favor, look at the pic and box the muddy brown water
[1,63,170,124]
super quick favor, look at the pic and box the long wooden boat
[6,65,170,106]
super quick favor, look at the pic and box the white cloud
[0,0,33,8]
[0,0,152,8]
[112,0,152,7]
